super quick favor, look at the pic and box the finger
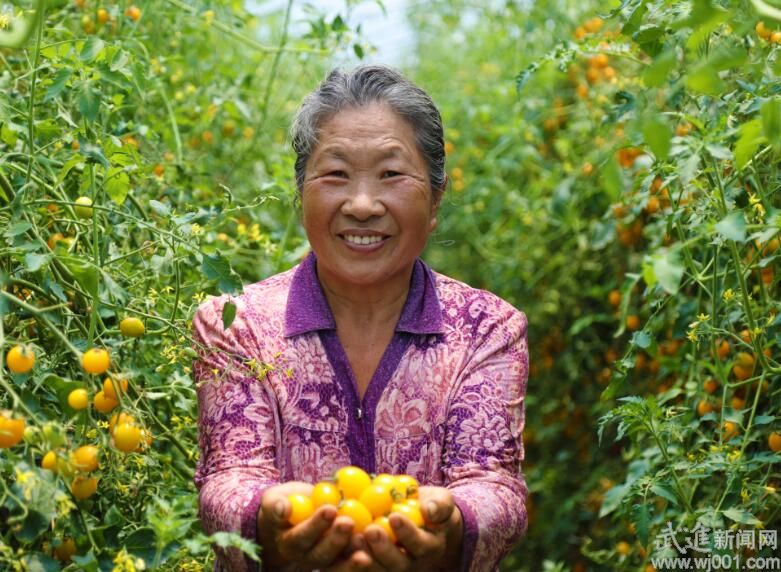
[260,482,316,528]
[417,486,455,528]
[389,513,442,560]
[364,523,410,570]
[277,505,338,558]
[323,550,374,572]
[303,516,355,566]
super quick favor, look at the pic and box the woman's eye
[327,170,347,178]
[383,171,401,178]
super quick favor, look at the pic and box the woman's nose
[341,179,384,219]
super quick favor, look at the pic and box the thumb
[426,499,452,525]
[263,496,289,527]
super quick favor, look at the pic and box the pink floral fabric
[192,251,529,571]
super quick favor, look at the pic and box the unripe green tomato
[23,425,41,445]
[42,422,67,449]
[74,196,93,219]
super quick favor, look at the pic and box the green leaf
[80,141,109,168]
[15,510,50,543]
[631,330,652,349]
[4,221,32,238]
[104,167,130,205]
[599,483,629,517]
[622,3,648,36]
[643,49,676,87]
[734,119,766,169]
[716,211,747,243]
[760,98,781,153]
[601,156,622,201]
[77,85,101,123]
[1,123,19,146]
[149,199,171,217]
[685,1,730,51]
[71,551,99,572]
[653,249,684,294]
[642,117,672,161]
[24,253,50,273]
[60,255,99,297]
[44,69,71,102]
[201,253,242,294]
[723,507,762,526]
[79,36,105,62]
[353,43,364,59]
[651,483,679,505]
[57,155,84,184]
[222,300,237,330]
[20,553,60,572]
[685,65,725,96]
[631,504,651,546]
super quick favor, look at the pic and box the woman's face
[301,103,439,292]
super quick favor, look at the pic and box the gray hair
[290,64,447,202]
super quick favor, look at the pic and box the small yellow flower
[0,13,12,30]
[723,288,735,302]
[203,10,215,25]
[192,292,206,304]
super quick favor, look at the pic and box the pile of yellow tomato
[288,466,425,542]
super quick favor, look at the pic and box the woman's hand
[324,486,464,572]
[257,481,355,570]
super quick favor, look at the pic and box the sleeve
[192,295,282,572]
[443,305,529,572]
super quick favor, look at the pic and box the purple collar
[284,250,444,337]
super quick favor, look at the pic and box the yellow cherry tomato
[335,466,372,500]
[81,348,110,375]
[0,414,25,448]
[93,391,118,413]
[394,474,419,500]
[53,537,76,562]
[372,473,396,488]
[125,5,141,21]
[390,502,424,527]
[311,482,341,509]
[113,423,142,453]
[359,484,394,518]
[109,412,136,435]
[74,196,93,219]
[103,377,128,400]
[287,493,314,526]
[373,516,397,543]
[119,317,145,337]
[6,344,35,374]
[41,451,58,472]
[71,476,98,500]
[337,499,373,533]
[72,445,99,472]
[68,388,89,410]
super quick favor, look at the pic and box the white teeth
[343,234,384,245]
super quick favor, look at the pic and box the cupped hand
[257,481,355,570]
[323,485,464,572]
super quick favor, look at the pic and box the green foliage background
[0,0,780,570]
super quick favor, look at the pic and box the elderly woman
[192,64,529,571]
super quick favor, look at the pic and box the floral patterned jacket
[192,250,529,571]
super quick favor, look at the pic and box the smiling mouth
[338,234,389,245]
